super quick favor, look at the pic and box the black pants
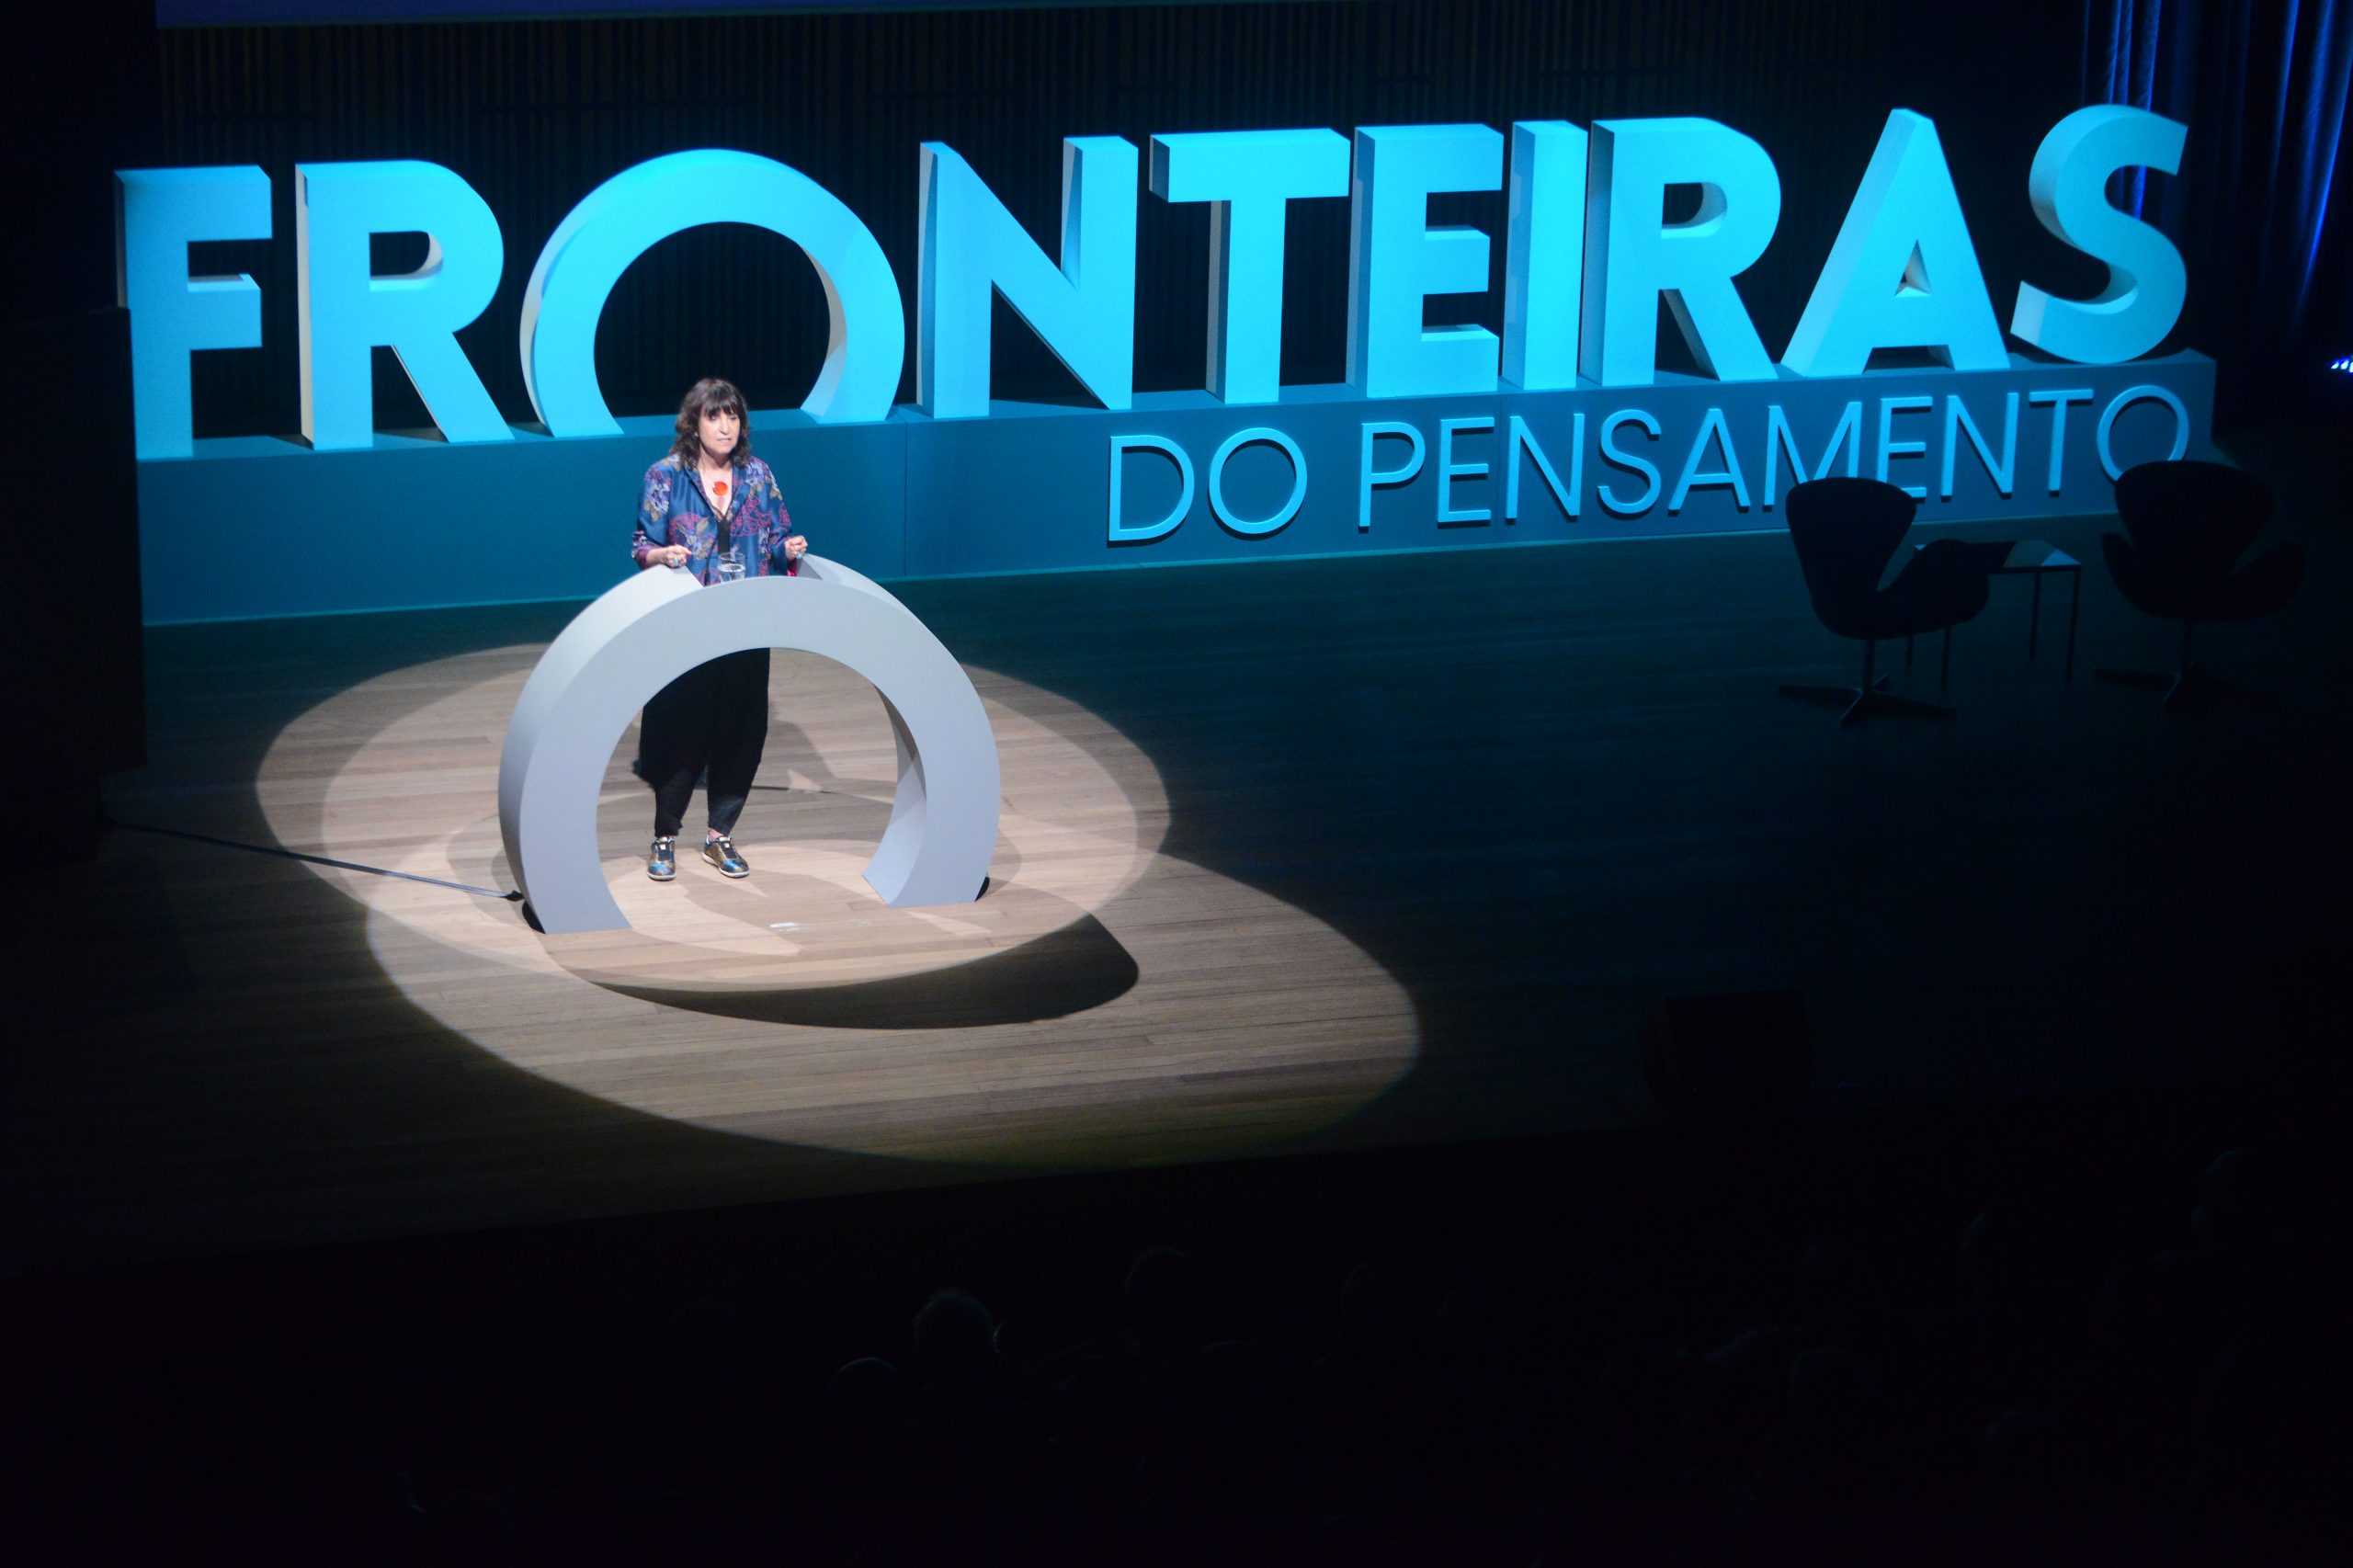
[642,648,770,839]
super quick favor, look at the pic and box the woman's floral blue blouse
[631,453,800,584]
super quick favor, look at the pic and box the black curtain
[2084,0,2353,418]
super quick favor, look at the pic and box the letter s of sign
[499,556,1000,935]
[2009,106,2189,365]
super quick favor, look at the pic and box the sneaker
[702,835,750,878]
[648,835,677,881]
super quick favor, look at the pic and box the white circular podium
[497,554,1000,934]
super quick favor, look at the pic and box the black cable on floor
[112,821,522,901]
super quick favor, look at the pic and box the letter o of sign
[1208,426,1308,537]
[2095,383,2192,481]
[520,150,905,435]
[498,556,1000,934]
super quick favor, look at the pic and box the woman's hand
[783,534,808,562]
[644,543,689,569]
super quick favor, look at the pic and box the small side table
[1994,540,2083,681]
[1911,539,2083,681]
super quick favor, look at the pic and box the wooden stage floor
[11,431,2347,1274]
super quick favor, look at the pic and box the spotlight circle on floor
[258,648,1422,1164]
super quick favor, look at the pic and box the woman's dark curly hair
[669,377,751,468]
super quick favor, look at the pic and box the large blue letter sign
[1150,129,1350,405]
[522,150,904,436]
[296,162,509,451]
[119,108,2222,624]
[1783,110,2008,377]
[2010,106,2188,364]
[117,166,270,460]
[1347,124,1505,400]
[918,138,1139,419]
[1581,119,1781,387]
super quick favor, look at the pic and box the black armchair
[1778,477,2000,725]
[2096,460,2303,708]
